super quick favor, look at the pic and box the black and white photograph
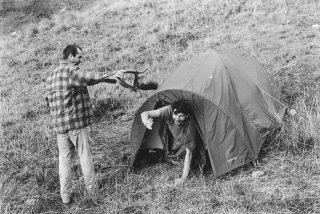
[1,0,319,213]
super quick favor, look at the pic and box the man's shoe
[62,196,73,205]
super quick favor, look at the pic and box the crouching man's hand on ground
[174,177,187,186]
[173,148,192,186]
[166,159,180,165]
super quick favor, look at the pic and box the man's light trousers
[57,127,97,203]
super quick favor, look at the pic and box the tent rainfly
[129,49,283,177]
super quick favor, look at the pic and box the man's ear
[67,53,74,61]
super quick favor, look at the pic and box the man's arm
[174,148,192,186]
[69,68,125,86]
[141,109,160,130]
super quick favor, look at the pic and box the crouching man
[45,44,126,204]
[141,99,198,186]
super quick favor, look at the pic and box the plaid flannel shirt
[45,61,109,133]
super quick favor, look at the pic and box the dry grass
[1,0,320,213]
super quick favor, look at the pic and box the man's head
[170,99,191,126]
[62,44,83,65]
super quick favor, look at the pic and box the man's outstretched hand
[113,70,126,80]
[100,70,126,81]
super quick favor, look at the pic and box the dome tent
[129,49,282,177]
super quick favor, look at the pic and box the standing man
[140,100,199,186]
[45,44,125,204]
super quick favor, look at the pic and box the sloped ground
[1,0,320,213]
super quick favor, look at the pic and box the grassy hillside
[1,0,320,213]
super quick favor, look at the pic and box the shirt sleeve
[185,140,196,152]
[158,105,172,121]
[68,67,108,86]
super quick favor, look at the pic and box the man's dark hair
[171,99,191,115]
[62,44,82,59]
